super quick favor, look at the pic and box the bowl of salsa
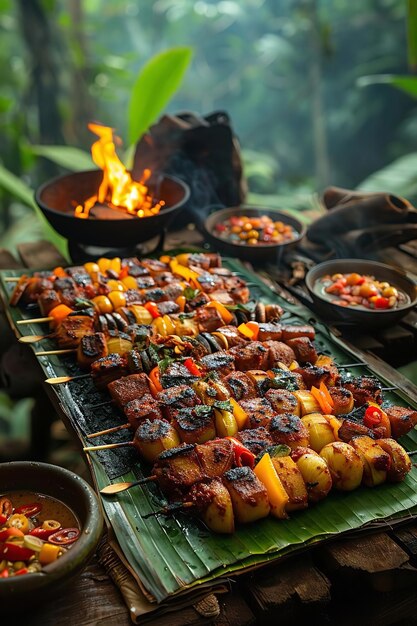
[0,461,103,609]
[203,206,306,262]
[306,259,417,328]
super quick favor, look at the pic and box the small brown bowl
[305,259,417,329]
[0,461,103,610]
[202,206,306,263]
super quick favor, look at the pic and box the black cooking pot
[305,259,417,329]
[202,206,305,263]
[35,170,190,247]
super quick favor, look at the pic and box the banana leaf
[1,257,417,604]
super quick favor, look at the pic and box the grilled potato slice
[350,435,390,487]
[301,413,336,452]
[193,380,230,405]
[134,419,181,463]
[199,479,235,534]
[319,441,363,491]
[375,438,412,483]
[293,390,320,416]
[271,455,308,512]
[292,447,332,503]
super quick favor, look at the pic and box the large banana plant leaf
[2,257,417,604]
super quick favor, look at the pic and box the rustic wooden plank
[390,527,417,563]
[242,554,331,624]
[17,240,67,269]
[317,532,417,593]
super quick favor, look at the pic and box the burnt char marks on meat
[239,397,277,428]
[161,361,199,388]
[172,407,215,443]
[216,325,248,348]
[285,337,318,364]
[265,388,300,415]
[223,371,257,401]
[157,301,180,316]
[91,353,129,390]
[268,414,309,448]
[185,292,211,312]
[124,394,163,429]
[108,373,151,407]
[200,351,235,375]
[384,405,417,439]
[196,438,234,477]
[229,342,269,371]
[293,365,332,389]
[264,340,296,368]
[196,306,224,333]
[342,376,383,406]
[257,323,282,342]
[235,427,273,455]
[281,325,315,341]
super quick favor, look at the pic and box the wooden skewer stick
[83,441,133,452]
[87,423,131,439]
[19,334,51,343]
[142,501,195,518]
[35,348,76,356]
[16,316,53,325]
[88,399,114,410]
[339,363,365,368]
[45,373,91,385]
[100,476,158,494]
[381,386,397,392]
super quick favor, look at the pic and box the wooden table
[2,237,417,626]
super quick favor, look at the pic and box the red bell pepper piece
[374,297,390,309]
[0,542,35,562]
[227,437,256,469]
[14,568,29,576]
[144,301,160,318]
[0,568,9,578]
[363,405,384,428]
[184,358,202,377]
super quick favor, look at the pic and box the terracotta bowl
[0,461,103,610]
[305,259,417,329]
[202,206,306,263]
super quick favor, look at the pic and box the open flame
[75,123,164,219]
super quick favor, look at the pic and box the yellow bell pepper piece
[39,542,61,565]
[206,301,234,324]
[163,314,176,335]
[109,257,121,274]
[175,253,190,266]
[84,262,100,281]
[153,316,167,337]
[170,260,199,282]
[237,323,254,339]
[229,398,248,430]
[108,291,127,309]
[97,257,112,273]
[254,453,289,519]
[121,276,138,290]
[159,255,171,264]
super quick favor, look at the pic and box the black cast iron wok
[305,258,417,329]
[35,170,190,248]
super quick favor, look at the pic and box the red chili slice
[363,406,384,428]
[0,542,35,562]
[184,358,202,377]
[14,502,42,518]
[48,528,80,545]
[29,527,60,540]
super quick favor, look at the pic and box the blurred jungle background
[0,0,417,465]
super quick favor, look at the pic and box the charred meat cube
[54,315,95,349]
[223,276,250,304]
[239,397,277,429]
[161,361,199,388]
[214,325,248,348]
[268,369,305,391]
[342,376,383,407]
[91,353,129,390]
[207,290,235,305]
[195,438,234,478]
[185,292,211,312]
[142,287,166,303]
[281,324,316,341]
[38,289,61,316]
[124,290,145,305]
[121,258,150,277]
[135,276,156,289]
[157,301,180,316]
[328,387,354,415]
[153,444,205,496]
[199,351,235,376]
[229,342,269,371]
[58,289,78,308]
[337,418,376,442]
[172,406,216,444]
[285,337,318,364]
[235,427,273,455]
[195,306,224,333]
[71,272,92,288]
[156,384,201,420]
[293,365,332,389]
[257,323,282,342]
[161,283,184,301]
[141,258,169,274]
[124,394,163,429]
[21,277,55,305]
[223,371,258,401]
[108,373,151,408]
[384,405,417,439]
[154,271,180,286]
[265,388,300,416]
[77,332,108,370]
[127,349,144,373]
[264,340,296,368]
[223,466,270,524]
[54,277,76,292]
[196,272,224,293]
[268,414,309,449]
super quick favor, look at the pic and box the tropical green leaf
[356,152,417,200]
[357,74,417,98]
[407,0,417,71]
[0,164,69,259]
[128,46,193,146]
[31,145,94,172]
